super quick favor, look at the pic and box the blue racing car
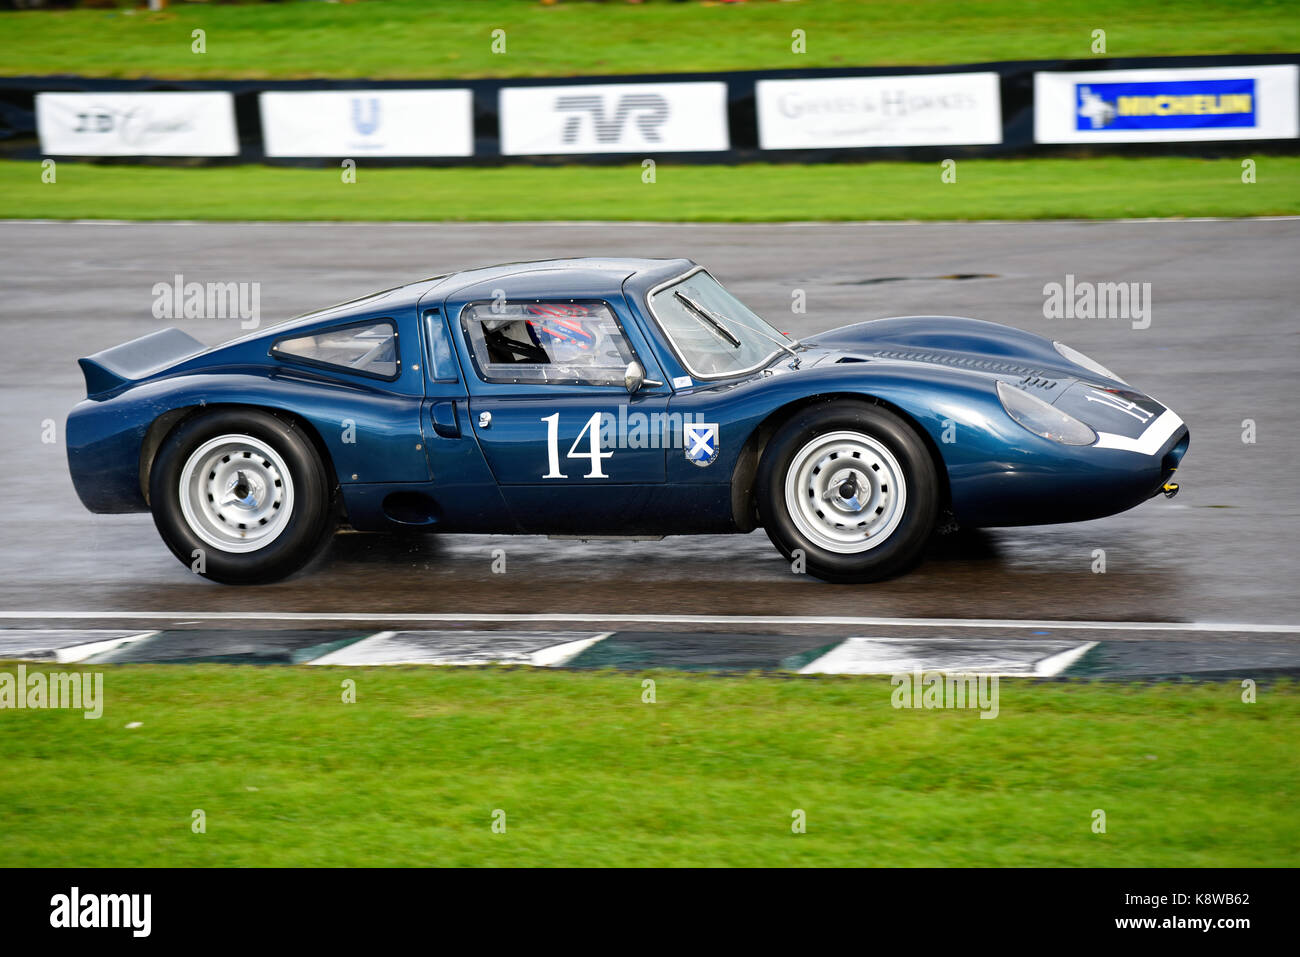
[66,258,1188,584]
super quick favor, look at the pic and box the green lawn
[0,664,1294,867]
[1,0,1296,80]
[6,156,1297,222]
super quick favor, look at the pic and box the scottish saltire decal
[684,422,719,467]
[1075,79,1255,132]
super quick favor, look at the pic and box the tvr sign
[556,93,669,144]
[500,81,729,154]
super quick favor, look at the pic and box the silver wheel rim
[178,434,295,554]
[783,430,907,554]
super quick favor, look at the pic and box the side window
[461,301,634,386]
[423,309,458,382]
[272,320,399,379]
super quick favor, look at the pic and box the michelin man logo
[684,422,719,467]
[1076,86,1116,129]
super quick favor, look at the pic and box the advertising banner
[500,82,729,155]
[756,72,1003,149]
[1034,65,1299,143]
[259,89,474,157]
[36,91,239,156]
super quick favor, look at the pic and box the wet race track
[1,218,1297,668]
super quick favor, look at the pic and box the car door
[413,304,514,532]
[454,295,671,534]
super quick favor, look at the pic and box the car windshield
[648,270,796,378]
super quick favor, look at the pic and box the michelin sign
[1035,65,1298,143]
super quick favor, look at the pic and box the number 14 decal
[542,412,613,479]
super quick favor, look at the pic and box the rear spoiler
[78,327,206,398]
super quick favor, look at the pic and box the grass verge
[1,0,1296,80]
[0,663,1295,866]
[4,156,1296,222]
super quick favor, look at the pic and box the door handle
[431,401,460,439]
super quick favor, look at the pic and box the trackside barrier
[2,54,1297,165]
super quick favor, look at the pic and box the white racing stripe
[0,611,1295,633]
[1093,408,1185,455]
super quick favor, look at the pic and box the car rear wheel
[150,409,336,584]
[756,401,939,583]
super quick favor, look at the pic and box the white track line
[54,631,157,664]
[799,637,1090,676]
[307,630,397,666]
[1034,641,1099,676]
[307,630,609,667]
[0,612,1296,633]
[531,632,612,667]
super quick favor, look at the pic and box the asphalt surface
[1,219,1297,646]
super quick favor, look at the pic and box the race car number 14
[542,412,612,479]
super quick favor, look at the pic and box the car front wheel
[149,409,336,584]
[756,401,939,583]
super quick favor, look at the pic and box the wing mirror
[624,360,663,393]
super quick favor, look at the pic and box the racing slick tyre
[149,408,337,584]
[756,401,939,583]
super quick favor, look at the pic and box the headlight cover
[997,380,1097,446]
[1053,340,1126,384]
